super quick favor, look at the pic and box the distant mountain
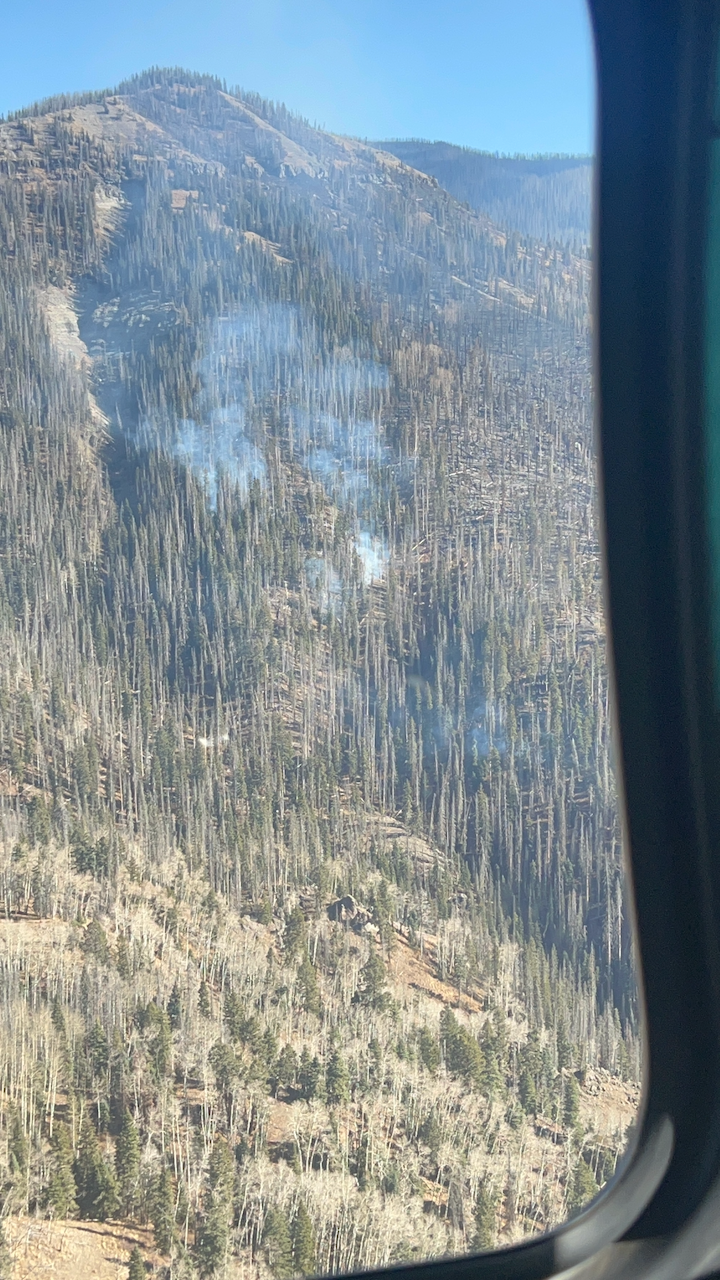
[375,140,592,247]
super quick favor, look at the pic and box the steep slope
[0,69,634,1277]
[375,140,592,247]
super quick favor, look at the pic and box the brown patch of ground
[242,231,292,264]
[6,1218,156,1280]
[267,1100,296,1146]
[389,934,482,1014]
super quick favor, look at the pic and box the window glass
[0,3,639,1273]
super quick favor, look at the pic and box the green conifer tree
[359,949,388,1009]
[209,1041,238,1093]
[418,1026,441,1073]
[116,937,131,980]
[168,981,182,1030]
[127,1245,145,1280]
[115,1110,140,1216]
[276,1044,298,1091]
[519,1067,538,1115]
[297,954,320,1016]
[47,1123,78,1219]
[298,1050,324,1101]
[51,996,66,1038]
[198,1198,229,1276]
[326,1049,350,1106]
[198,979,211,1018]
[224,989,245,1041]
[564,1075,581,1129]
[292,1202,317,1276]
[87,1021,110,1078]
[151,1167,176,1256]
[472,1180,497,1250]
[197,1145,234,1278]
[568,1157,599,1214]
[419,1114,442,1157]
[284,906,306,960]
[74,1118,119,1221]
[208,1139,234,1198]
[263,1207,293,1279]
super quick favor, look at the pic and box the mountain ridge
[375,138,592,246]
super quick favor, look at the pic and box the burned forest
[0,69,637,1279]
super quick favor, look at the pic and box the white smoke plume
[139,302,392,584]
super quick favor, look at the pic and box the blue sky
[1,0,594,155]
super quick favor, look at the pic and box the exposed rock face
[327,895,371,929]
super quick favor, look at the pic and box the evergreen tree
[168,982,182,1030]
[292,1202,317,1276]
[440,1008,484,1088]
[276,1044,299,1091]
[284,906,306,960]
[73,1119,119,1221]
[51,996,66,1038]
[198,979,211,1019]
[326,1049,350,1106]
[224,989,245,1042]
[87,1021,110,1078]
[473,1180,497,1250]
[263,1207,293,1279]
[198,1197,230,1276]
[197,1144,233,1277]
[146,1005,173,1079]
[83,921,110,964]
[519,1068,538,1115]
[127,1245,146,1280]
[298,1050,324,1101]
[564,1075,582,1129]
[151,1167,176,1256]
[297,955,320,1016]
[568,1157,599,1214]
[115,1110,140,1216]
[481,1047,502,1097]
[358,949,388,1010]
[419,1114,442,1157]
[208,1139,234,1198]
[209,1041,238,1092]
[116,938,131,980]
[418,1027,440,1073]
[556,1021,573,1071]
[47,1124,78,1219]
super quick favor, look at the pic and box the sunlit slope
[0,68,634,1272]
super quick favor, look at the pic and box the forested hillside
[0,69,636,1279]
[375,141,591,247]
